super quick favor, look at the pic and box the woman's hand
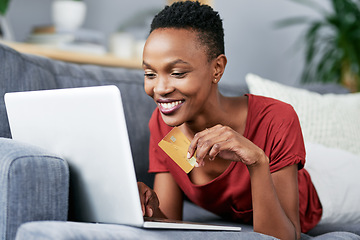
[188,125,300,239]
[137,182,163,218]
[187,124,268,167]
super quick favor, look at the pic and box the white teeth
[160,101,182,109]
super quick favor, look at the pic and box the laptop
[4,85,241,231]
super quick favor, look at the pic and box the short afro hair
[150,1,225,61]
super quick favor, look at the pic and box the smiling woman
[143,28,219,127]
[138,1,323,239]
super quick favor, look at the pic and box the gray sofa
[0,43,359,240]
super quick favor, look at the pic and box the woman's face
[143,28,216,127]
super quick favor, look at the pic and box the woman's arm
[153,172,184,220]
[188,125,301,239]
[272,165,301,239]
[249,159,301,240]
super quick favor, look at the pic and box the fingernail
[149,208,153,216]
[187,152,191,159]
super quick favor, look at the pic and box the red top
[148,94,322,232]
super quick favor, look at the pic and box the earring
[213,78,218,83]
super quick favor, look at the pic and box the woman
[138,1,322,239]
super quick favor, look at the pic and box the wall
[215,0,328,87]
[6,0,328,87]
[6,0,163,43]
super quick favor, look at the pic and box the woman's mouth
[157,100,184,115]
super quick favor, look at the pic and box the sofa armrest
[0,138,69,240]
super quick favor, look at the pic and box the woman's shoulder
[247,94,297,118]
[245,94,301,134]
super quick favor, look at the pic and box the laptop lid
[5,85,145,226]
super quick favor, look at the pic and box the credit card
[158,127,196,173]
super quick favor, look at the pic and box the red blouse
[148,94,322,232]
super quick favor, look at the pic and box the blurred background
[2,0,331,87]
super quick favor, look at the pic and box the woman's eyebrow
[142,59,191,69]
[142,61,151,68]
[169,59,190,66]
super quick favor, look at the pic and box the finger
[205,128,235,160]
[137,182,146,215]
[146,205,154,217]
[188,127,219,164]
[194,130,230,163]
[146,194,159,217]
[187,133,199,160]
[144,188,159,217]
[208,140,232,161]
[188,127,213,157]
[208,142,221,161]
[207,139,254,164]
[143,190,152,217]
[138,182,158,217]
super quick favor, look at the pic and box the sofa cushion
[308,222,360,237]
[305,142,360,225]
[245,73,360,157]
[15,221,277,240]
[15,221,360,240]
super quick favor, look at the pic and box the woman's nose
[154,77,174,95]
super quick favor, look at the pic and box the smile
[157,100,184,114]
[159,101,183,109]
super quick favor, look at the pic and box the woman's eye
[171,72,187,78]
[144,73,156,79]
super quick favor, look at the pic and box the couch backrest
[0,43,157,186]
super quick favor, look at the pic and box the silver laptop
[4,85,241,231]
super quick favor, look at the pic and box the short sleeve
[148,108,172,173]
[268,104,306,173]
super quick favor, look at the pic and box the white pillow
[305,142,360,224]
[245,73,360,157]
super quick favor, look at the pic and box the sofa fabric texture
[0,138,69,240]
[1,43,359,239]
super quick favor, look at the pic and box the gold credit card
[158,127,196,173]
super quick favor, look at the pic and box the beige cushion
[246,73,360,157]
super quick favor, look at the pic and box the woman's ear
[212,54,227,83]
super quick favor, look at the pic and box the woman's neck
[180,93,247,138]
